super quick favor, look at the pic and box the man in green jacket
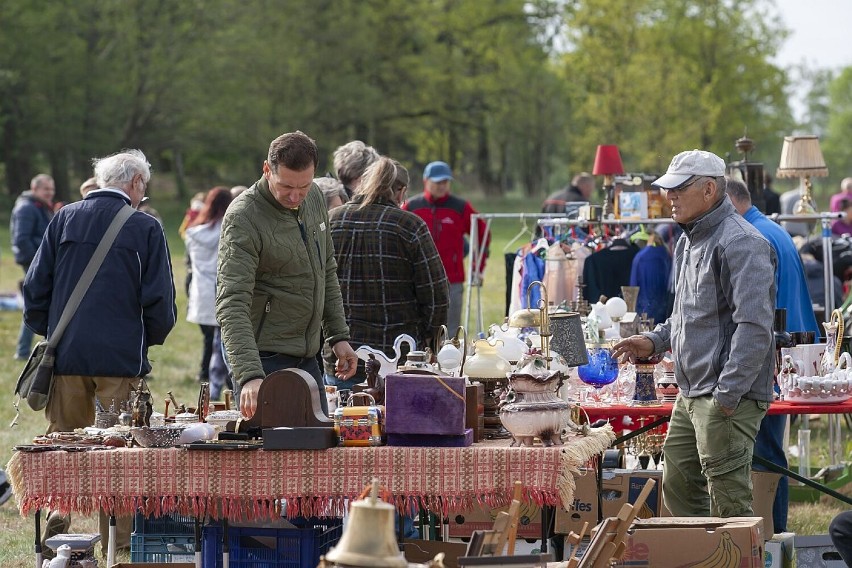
[217,131,358,418]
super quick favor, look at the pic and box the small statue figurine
[130,379,153,427]
[364,354,385,404]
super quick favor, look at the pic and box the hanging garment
[521,246,546,308]
[582,244,638,302]
[543,242,575,307]
[629,244,673,326]
[505,252,517,318]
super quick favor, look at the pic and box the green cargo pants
[662,394,768,517]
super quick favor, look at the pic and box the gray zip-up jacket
[643,197,776,409]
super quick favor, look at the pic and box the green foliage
[822,68,852,187]
[561,0,794,175]
[1,0,848,205]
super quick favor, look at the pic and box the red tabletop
[582,397,852,422]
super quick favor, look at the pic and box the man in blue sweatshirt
[726,177,819,533]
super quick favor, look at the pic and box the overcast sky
[772,0,850,121]
[773,0,852,70]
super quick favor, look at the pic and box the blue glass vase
[577,346,619,389]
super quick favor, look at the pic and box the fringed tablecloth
[8,426,614,521]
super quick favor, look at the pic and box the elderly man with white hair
[23,149,177,556]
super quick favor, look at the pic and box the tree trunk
[172,147,187,201]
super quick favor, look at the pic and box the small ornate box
[333,393,385,447]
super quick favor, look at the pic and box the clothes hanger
[608,227,631,250]
[503,216,535,253]
[630,224,651,245]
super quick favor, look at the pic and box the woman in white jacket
[185,187,233,399]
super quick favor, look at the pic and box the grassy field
[0,190,848,566]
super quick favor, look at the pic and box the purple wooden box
[387,428,474,447]
[384,372,467,435]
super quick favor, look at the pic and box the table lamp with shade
[776,135,829,215]
[605,296,628,339]
[593,144,625,218]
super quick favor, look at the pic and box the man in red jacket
[403,161,489,332]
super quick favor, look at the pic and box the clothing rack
[466,213,572,334]
[466,212,845,335]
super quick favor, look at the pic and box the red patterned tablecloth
[7,427,614,521]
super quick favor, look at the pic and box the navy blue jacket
[11,191,53,268]
[23,190,177,377]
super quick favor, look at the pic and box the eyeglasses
[665,176,706,193]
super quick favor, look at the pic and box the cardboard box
[385,373,466,435]
[404,540,469,568]
[752,471,781,538]
[556,469,776,536]
[794,534,845,568]
[554,469,598,535]
[555,469,664,535]
[448,502,541,539]
[612,517,765,568]
[764,532,795,568]
[600,469,664,520]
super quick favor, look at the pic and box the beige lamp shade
[776,135,828,178]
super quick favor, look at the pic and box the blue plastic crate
[130,533,196,563]
[201,517,343,568]
[133,511,196,535]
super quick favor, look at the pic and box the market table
[581,397,852,421]
[7,427,615,522]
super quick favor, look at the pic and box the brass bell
[323,481,408,567]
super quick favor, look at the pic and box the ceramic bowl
[205,410,241,431]
[130,425,190,448]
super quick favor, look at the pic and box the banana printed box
[554,469,598,535]
[612,516,764,568]
[600,469,665,520]
[555,469,663,535]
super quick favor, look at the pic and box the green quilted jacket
[216,176,350,385]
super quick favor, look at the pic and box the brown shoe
[41,511,71,559]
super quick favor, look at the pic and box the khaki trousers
[44,375,135,553]
[662,394,768,518]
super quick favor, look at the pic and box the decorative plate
[784,393,851,405]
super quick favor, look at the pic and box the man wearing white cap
[403,161,489,332]
[613,150,776,519]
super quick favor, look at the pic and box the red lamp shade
[592,145,625,176]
